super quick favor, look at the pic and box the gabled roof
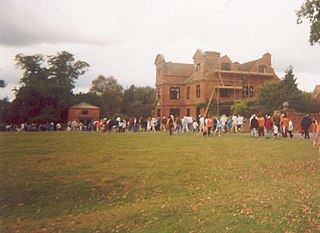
[238,59,259,71]
[165,62,194,77]
[69,102,99,109]
[192,49,205,60]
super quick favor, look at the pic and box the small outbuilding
[68,102,100,125]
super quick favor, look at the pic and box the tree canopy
[89,75,124,118]
[11,51,89,123]
[297,0,320,45]
[89,76,155,119]
[231,66,320,116]
[122,85,155,118]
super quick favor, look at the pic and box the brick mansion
[154,49,279,119]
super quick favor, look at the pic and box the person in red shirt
[265,116,273,139]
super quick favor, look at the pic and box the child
[216,118,222,137]
[288,118,293,138]
[273,124,279,139]
[299,127,304,139]
[203,123,208,137]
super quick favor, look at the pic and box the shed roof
[69,102,99,109]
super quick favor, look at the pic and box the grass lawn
[0,132,319,232]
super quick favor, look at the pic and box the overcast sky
[1,0,319,100]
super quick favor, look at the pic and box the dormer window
[259,65,267,73]
[195,63,201,71]
[221,63,231,71]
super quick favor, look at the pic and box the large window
[157,87,161,99]
[170,108,180,118]
[170,87,180,100]
[221,63,231,71]
[187,86,190,99]
[243,86,254,98]
[196,85,200,98]
[220,89,230,98]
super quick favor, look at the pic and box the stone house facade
[155,49,279,119]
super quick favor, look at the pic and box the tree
[299,91,320,113]
[89,75,123,118]
[12,51,89,123]
[230,66,318,115]
[297,0,320,45]
[231,98,259,117]
[255,66,303,113]
[122,85,155,118]
[0,98,13,124]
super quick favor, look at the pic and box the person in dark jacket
[250,115,259,137]
[301,114,312,139]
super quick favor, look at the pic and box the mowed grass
[0,132,319,233]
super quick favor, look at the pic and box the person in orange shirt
[206,115,214,136]
[257,113,265,136]
[281,114,289,137]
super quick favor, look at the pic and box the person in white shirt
[182,116,189,133]
[199,115,205,132]
[192,120,199,132]
[151,117,157,132]
[231,115,238,133]
[288,118,293,138]
[274,124,279,139]
[237,114,244,133]
[220,114,227,132]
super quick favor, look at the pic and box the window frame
[170,87,180,100]
[187,86,190,99]
[81,110,89,115]
[221,63,231,71]
[157,87,161,99]
[259,65,267,73]
[196,84,200,98]
[220,89,230,98]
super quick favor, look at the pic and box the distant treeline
[0,51,155,124]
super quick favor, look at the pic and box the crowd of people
[2,113,319,141]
